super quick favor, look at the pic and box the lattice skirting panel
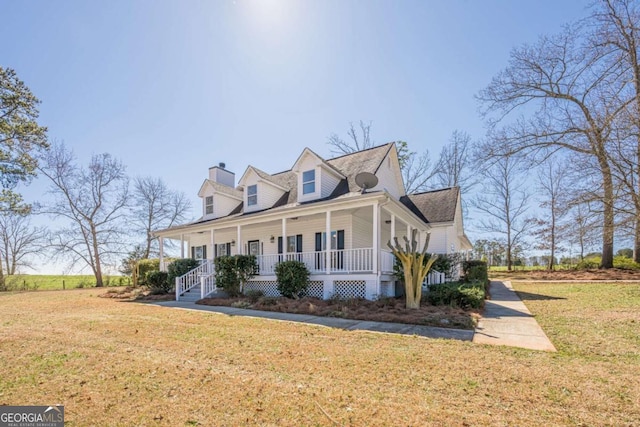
[245,280,281,297]
[333,280,367,299]
[305,281,324,299]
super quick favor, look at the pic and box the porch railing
[175,259,214,300]
[423,270,446,286]
[201,273,217,299]
[255,248,376,275]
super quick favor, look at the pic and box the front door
[248,240,260,274]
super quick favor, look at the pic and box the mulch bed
[98,286,175,301]
[197,295,480,330]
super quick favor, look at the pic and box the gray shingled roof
[327,143,394,192]
[400,187,459,223]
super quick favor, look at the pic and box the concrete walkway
[151,300,475,341]
[473,280,557,352]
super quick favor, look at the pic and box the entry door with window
[191,245,207,260]
[315,230,345,270]
[248,240,261,274]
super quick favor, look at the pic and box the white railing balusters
[175,260,214,301]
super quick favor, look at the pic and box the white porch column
[372,202,379,273]
[236,225,242,255]
[325,210,331,274]
[282,218,287,258]
[406,224,412,243]
[180,233,184,258]
[187,236,191,259]
[390,214,396,244]
[159,237,165,271]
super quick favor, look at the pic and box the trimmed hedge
[275,260,310,299]
[463,260,489,289]
[214,255,258,297]
[146,271,171,294]
[426,280,485,309]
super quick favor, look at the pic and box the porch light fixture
[231,240,236,247]
[270,235,275,243]
[385,220,392,224]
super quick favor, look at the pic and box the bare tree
[327,120,374,156]
[589,0,640,262]
[433,130,476,193]
[132,176,191,259]
[477,24,630,268]
[327,121,435,193]
[39,143,129,287]
[0,212,46,287]
[472,154,533,271]
[565,202,601,261]
[531,160,569,270]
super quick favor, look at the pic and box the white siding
[352,215,373,249]
[297,154,320,203]
[214,194,241,218]
[243,169,285,213]
[200,189,241,221]
[372,154,403,199]
[320,169,340,198]
[427,225,452,254]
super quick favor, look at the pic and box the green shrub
[167,258,200,286]
[576,258,600,269]
[275,260,310,299]
[614,256,640,270]
[214,255,258,297]
[426,281,485,309]
[136,258,160,286]
[146,271,171,294]
[463,260,489,289]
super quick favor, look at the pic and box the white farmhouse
[154,142,472,301]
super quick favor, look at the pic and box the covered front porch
[156,194,432,300]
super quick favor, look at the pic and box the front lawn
[0,283,638,426]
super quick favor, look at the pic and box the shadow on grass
[515,291,566,301]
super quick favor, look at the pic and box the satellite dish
[355,172,379,193]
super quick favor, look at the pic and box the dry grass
[0,285,638,426]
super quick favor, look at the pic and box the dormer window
[205,196,213,215]
[302,169,316,194]
[247,184,257,206]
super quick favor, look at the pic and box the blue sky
[2,0,592,272]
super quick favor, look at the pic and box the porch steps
[178,284,202,302]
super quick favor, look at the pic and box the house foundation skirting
[243,274,397,300]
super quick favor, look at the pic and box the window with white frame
[302,169,315,194]
[205,196,213,215]
[247,184,257,206]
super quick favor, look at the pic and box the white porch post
[180,233,184,258]
[406,224,411,243]
[325,210,331,274]
[236,225,242,255]
[186,236,191,259]
[159,237,164,271]
[282,218,287,258]
[390,214,396,243]
[373,202,379,273]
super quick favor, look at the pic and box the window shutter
[296,234,303,253]
[278,237,283,254]
[315,233,322,252]
[337,230,345,250]
[203,245,207,260]
[226,243,231,255]
[191,246,195,259]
